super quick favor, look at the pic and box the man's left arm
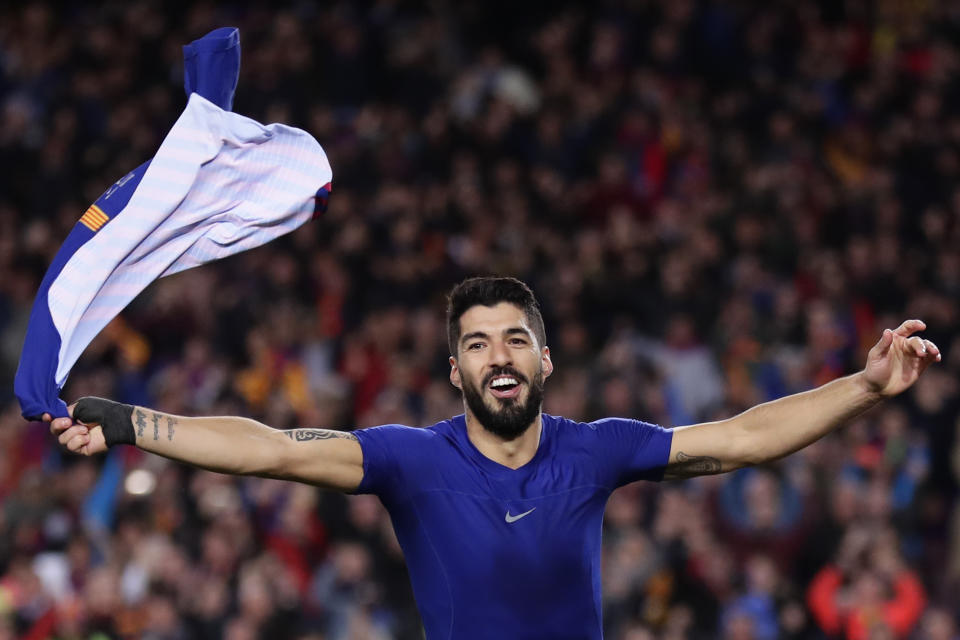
[662,319,941,480]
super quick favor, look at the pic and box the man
[49,277,940,639]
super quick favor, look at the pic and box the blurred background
[1,0,959,638]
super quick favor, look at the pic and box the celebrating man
[48,276,940,639]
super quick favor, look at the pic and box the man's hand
[861,319,941,398]
[43,407,108,456]
[665,319,943,477]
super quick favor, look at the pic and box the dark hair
[446,277,546,356]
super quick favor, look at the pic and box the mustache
[482,367,528,388]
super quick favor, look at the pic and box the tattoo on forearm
[135,410,147,438]
[151,413,161,440]
[664,451,723,480]
[283,429,358,442]
[166,417,176,441]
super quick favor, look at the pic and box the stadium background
[0,1,959,638]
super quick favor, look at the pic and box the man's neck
[464,410,542,470]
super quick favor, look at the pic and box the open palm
[862,319,941,398]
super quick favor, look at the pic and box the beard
[461,366,545,441]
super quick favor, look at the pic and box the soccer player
[48,277,940,639]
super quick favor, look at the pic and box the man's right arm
[48,398,364,492]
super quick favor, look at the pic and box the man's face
[449,303,553,440]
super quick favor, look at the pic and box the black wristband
[73,397,136,446]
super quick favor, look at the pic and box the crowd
[1,0,960,638]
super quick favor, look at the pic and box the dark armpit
[662,451,722,480]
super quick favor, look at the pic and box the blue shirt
[354,413,673,639]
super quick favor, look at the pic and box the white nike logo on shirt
[505,507,536,523]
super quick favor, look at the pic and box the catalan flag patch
[79,204,109,232]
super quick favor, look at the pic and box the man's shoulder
[352,417,466,499]
[543,414,674,485]
[543,413,636,434]
[544,414,667,451]
[353,416,461,446]
[541,413,579,433]
[546,414,657,427]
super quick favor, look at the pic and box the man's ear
[449,356,462,389]
[542,346,554,379]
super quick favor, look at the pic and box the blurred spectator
[918,608,960,640]
[807,527,926,639]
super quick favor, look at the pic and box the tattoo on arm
[151,413,160,440]
[663,451,723,480]
[135,410,147,438]
[282,429,358,442]
[166,416,177,441]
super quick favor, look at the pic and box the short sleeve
[589,417,674,487]
[352,423,433,503]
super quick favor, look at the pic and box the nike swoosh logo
[505,507,536,523]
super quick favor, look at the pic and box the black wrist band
[73,397,136,446]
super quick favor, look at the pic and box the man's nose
[488,340,512,366]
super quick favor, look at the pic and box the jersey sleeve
[589,417,674,487]
[352,423,433,504]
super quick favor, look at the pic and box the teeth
[491,377,519,388]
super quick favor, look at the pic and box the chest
[403,468,610,585]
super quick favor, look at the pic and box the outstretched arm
[48,399,364,492]
[662,319,941,480]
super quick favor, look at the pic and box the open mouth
[488,375,523,399]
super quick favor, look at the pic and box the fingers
[65,432,91,453]
[906,335,926,357]
[875,320,942,364]
[893,319,926,337]
[923,338,942,362]
[49,416,75,436]
[57,424,89,449]
[902,335,942,363]
[875,328,894,356]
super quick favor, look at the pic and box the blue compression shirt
[354,413,673,639]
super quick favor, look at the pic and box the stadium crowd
[1,0,960,638]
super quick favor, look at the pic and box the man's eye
[509,338,527,345]
[468,343,483,351]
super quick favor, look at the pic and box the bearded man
[48,276,941,640]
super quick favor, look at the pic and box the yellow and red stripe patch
[79,204,109,232]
